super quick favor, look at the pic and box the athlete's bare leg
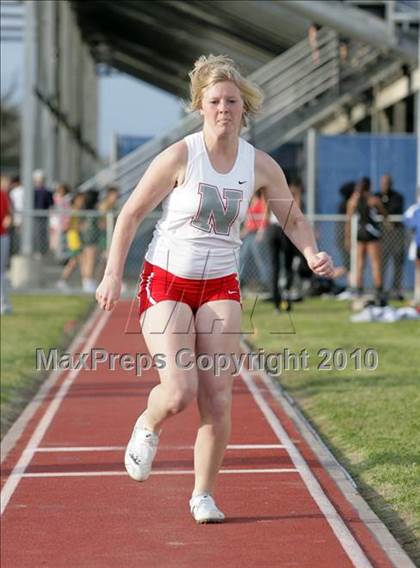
[82,244,97,282]
[139,301,199,433]
[367,241,382,289]
[61,256,79,281]
[192,300,241,496]
[356,242,367,290]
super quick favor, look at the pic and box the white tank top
[145,131,256,278]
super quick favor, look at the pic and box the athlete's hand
[96,274,121,311]
[307,252,334,279]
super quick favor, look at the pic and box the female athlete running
[96,55,334,524]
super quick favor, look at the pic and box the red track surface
[1,302,395,567]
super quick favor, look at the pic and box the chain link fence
[6,211,415,299]
[239,214,413,299]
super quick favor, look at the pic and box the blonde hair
[188,54,264,126]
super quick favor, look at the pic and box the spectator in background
[335,181,356,298]
[267,179,310,311]
[97,185,120,278]
[339,39,350,65]
[239,188,270,291]
[56,192,85,291]
[404,197,420,307]
[100,185,119,211]
[337,38,351,95]
[288,179,312,290]
[97,186,119,253]
[33,170,53,256]
[0,176,13,314]
[308,23,321,64]
[8,175,24,255]
[81,189,100,293]
[50,183,72,258]
[347,177,387,304]
[375,174,405,300]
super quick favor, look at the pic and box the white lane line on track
[241,367,374,568]
[33,444,286,452]
[1,310,111,516]
[21,468,298,478]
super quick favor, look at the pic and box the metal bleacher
[78,28,404,198]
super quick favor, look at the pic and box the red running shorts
[137,261,241,317]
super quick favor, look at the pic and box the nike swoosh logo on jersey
[227,290,237,294]
[238,180,247,185]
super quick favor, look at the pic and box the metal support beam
[12,0,44,289]
[21,0,36,256]
[109,52,189,97]
[33,88,98,158]
[280,0,417,62]
[44,0,57,184]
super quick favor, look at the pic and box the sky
[1,40,184,159]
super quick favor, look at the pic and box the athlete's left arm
[255,150,334,278]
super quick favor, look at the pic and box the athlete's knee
[166,385,197,415]
[202,390,232,420]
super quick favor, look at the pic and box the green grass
[243,297,420,562]
[1,294,93,437]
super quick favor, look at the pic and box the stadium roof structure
[70,0,311,97]
[71,0,418,98]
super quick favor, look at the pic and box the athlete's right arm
[96,140,187,311]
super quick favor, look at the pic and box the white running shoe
[189,493,225,524]
[56,280,70,291]
[124,418,160,482]
[82,278,97,293]
[336,289,356,301]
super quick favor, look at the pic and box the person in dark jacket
[33,169,54,256]
[375,174,404,299]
